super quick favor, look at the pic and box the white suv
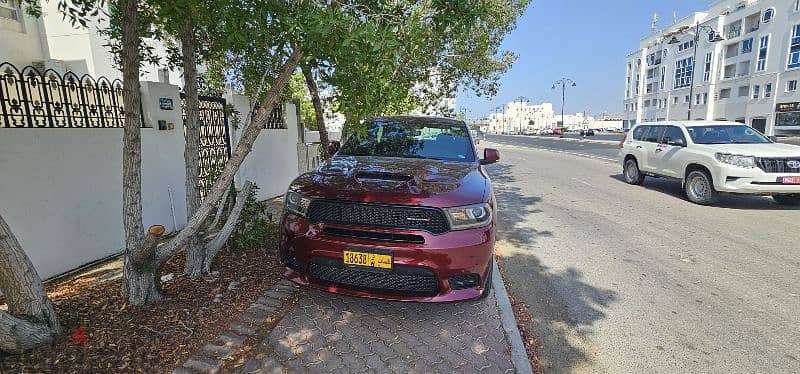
[619,121,800,205]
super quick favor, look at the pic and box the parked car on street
[580,129,595,136]
[619,121,800,205]
[280,116,500,301]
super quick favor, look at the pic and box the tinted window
[339,118,476,162]
[686,125,771,144]
[643,126,665,142]
[632,126,647,141]
[662,126,686,144]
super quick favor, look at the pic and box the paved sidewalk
[239,289,517,373]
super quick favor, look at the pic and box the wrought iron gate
[181,94,231,200]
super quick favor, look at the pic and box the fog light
[448,274,480,290]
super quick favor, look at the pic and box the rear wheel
[478,258,494,299]
[685,170,719,205]
[772,194,800,206]
[624,158,645,185]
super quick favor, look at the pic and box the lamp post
[552,78,576,129]
[513,96,529,134]
[668,23,724,120]
[492,106,504,134]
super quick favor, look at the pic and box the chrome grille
[756,158,800,173]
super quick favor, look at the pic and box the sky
[455,0,708,119]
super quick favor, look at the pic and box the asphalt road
[481,141,800,373]
[485,134,621,161]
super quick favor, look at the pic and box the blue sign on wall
[159,98,174,110]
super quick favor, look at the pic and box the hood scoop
[355,171,414,182]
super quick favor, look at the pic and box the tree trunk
[180,18,204,278]
[203,181,254,272]
[152,47,303,270]
[119,0,159,305]
[0,213,60,353]
[302,64,329,158]
[208,185,231,231]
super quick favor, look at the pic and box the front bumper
[278,213,495,302]
[714,166,800,194]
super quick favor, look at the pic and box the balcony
[724,20,743,40]
[745,13,760,34]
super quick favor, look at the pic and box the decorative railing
[0,63,125,128]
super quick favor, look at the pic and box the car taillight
[618,132,627,149]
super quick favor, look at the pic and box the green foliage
[230,185,275,251]
[287,72,316,130]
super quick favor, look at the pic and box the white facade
[624,0,800,135]
[487,101,556,133]
[0,1,182,83]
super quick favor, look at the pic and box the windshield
[338,118,476,162]
[686,125,772,144]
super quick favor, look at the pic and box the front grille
[448,274,480,290]
[322,227,425,244]
[756,158,800,173]
[307,200,450,234]
[308,257,439,294]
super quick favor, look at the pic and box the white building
[624,0,800,136]
[1,1,181,83]
[487,101,556,134]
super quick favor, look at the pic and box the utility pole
[552,78,576,129]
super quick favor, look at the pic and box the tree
[302,64,329,157]
[0,213,61,353]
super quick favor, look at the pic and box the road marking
[486,142,618,163]
[571,178,593,187]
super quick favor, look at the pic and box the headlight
[715,153,756,168]
[285,191,311,217]
[444,203,492,230]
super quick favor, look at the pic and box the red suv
[279,116,500,302]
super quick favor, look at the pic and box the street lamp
[513,96,529,134]
[552,78,576,129]
[667,22,724,120]
[492,106,504,134]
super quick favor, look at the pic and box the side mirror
[326,140,340,155]
[665,137,686,147]
[768,135,779,143]
[481,148,500,165]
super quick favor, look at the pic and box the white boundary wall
[0,83,304,279]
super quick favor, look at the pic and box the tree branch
[203,181,254,271]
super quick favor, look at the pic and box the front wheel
[685,170,719,205]
[623,159,645,185]
[773,194,800,206]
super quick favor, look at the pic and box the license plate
[343,249,392,270]
[781,176,800,184]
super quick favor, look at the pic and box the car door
[651,125,688,178]
[626,125,650,168]
[638,125,665,173]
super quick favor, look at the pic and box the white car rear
[618,121,800,205]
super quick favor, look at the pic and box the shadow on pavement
[609,174,799,211]
[486,161,617,372]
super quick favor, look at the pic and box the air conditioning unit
[31,59,67,75]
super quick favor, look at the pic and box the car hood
[290,156,488,208]
[699,143,800,157]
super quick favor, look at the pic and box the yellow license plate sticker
[343,250,392,270]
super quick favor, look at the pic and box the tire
[772,194,800,206]
[623,158,645,185]
[684,170,719,205]
[478,258,494,299]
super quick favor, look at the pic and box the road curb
[526,135,619,145]
[493,257,534,374]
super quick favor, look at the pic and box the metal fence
[0,63,125,128]
[181,94,232,201]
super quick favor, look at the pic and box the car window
[661,126,686,144]
[686,125,771,144]
[643,126,665,142]
[632,126,647,141]
[338,118,476,162]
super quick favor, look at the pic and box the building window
[703,52,712,82]
[674,57,693,89]
[742,38,753,53]
[776,112,800,127]
[0,0,20,22]
[762,8,774,23]
[789,25,800,69]
[765,83,772,97]
[660,66,666,89]
[673,96,679,105]
[678,39,694,52]
[720,88,731,99]
[644,100,650,107]
[788,80,798,92]
[757,35,769,71]
[695,94,701,105]
[684,95,690,103]
[703,92,708,104]
[753,85,760,99]
[662,49,668,58]
[738,86,750,97]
